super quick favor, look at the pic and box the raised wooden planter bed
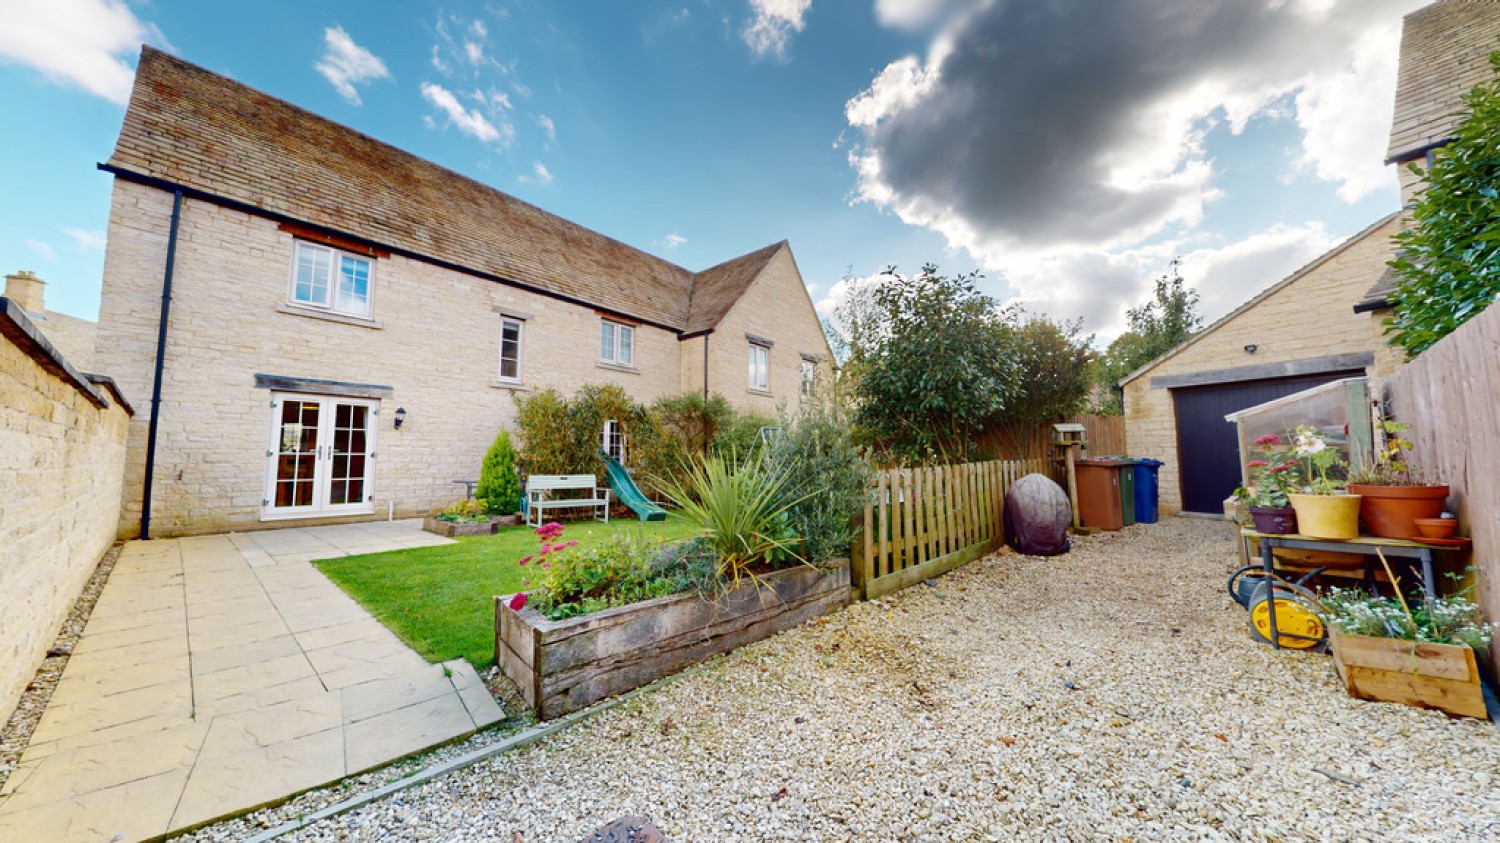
[1329,627,1486,719]
[421,515,520,537]
[496,559,851,719]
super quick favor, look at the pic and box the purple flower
[508,593,527,611]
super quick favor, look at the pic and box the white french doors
[262,393,378,519]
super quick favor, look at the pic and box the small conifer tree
[476,430,522,515]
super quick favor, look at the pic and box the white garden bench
[525,474,610,527]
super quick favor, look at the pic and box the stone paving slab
[0,520,505,843]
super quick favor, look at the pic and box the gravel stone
[177,519,1500,842]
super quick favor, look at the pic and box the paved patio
[0,520,505,843]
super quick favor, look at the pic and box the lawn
[314,514,699,669]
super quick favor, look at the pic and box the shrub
[475,430,522,515]
[711,409,779,461]
[656,454,802,583]
[514,385,683,496]
[653,392,733,457]
[435,498,491,524]
[1387,52,1500,357]
[765,399,872,563]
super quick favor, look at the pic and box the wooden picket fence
[851,458,1052,600]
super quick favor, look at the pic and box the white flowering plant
[1292,425,1349,494]
[1320,586,1494,650]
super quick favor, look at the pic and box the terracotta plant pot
[1248,505,1297,535]
[1287,493,1362,540]
[1413,517,1457,539]
[1345,484,1449,539]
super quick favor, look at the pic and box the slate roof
[1386,0,1500,163]
[106,46,779,333]
[684,241,786,334]
[1353,265,1404,313]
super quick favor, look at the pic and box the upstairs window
[601,319,634,366]
[748,343,770,391]
[291,241,372,317]
[498,317,523,382]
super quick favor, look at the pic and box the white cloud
[1291,19,1405,202]
[63,228,106,251]
[874,0,961,30]
[315,26,390,106]
[663,233,687,249]
[743,0,811,60]
[537,114,556,143]
[421,82,505,144]
[0,0,160,105]
[519,161,553,185]
[430,45,450,75]
[25,239,56,262]
[464,40,486,65]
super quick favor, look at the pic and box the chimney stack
[4,270,45,313]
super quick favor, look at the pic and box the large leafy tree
[1388,53,1500,358]
[989,309,1096,456]
[1090,260,1202,413]
[844,265,1019,465]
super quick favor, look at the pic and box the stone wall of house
[1123,216,1402,515]
[0,301,130,721]
[4,271,98,370]
[95,179,690,537]
[701,246,832,418]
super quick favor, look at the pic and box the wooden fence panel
[852,457,1041,600]
[1383,301,1500,667]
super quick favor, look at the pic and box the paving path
[0,520,504,843]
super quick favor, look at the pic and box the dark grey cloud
[848,0,1416,253]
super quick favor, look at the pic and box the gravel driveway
[191,518,1500,842]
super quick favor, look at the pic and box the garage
[1171,372,1364,514]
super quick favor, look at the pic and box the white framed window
[498,317,523,382]
[290,241,373,318]
[600,319,634,366]
[748,343,769,391]
[800,359,817,398]
[602,419,627,463]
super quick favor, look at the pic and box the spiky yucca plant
[656,454,803,584]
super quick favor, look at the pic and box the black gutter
[98,165,687,336]
[141,189,183,540]
[1384,137,1453,166]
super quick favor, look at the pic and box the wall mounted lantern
[394,407,407,429]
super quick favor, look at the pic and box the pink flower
[508,593,527,611]
[519,555,532,566]
[1245,460,1269,469]
[564,540,579,548]
[541,562,551,569]
[541,543,553,554]
[1254,434,1282,446]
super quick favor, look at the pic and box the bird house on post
[1052,423,1087,530]
[1052,423,1086,448]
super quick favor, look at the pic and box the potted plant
[1345,420,1449,539]
[1320,582,1493,719]
[1286,425,1361,540]
[1233,434,1299,534]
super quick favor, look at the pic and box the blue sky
[0,0,1425,339]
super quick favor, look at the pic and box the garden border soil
[496,560,850,719]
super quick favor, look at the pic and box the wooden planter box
[422,515,520,537]
[496,560,851,719]
[1329,627,1487,719]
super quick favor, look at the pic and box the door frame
[261,391,379,521]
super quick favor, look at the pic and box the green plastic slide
[598,450,667,521]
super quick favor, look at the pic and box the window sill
[596,361,640,375]
[276,303,383,329]
[490,380,530,391]
[747,387,773,397]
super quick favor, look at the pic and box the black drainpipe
[140,189,184,540]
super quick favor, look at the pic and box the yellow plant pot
[1288,493,1362,540]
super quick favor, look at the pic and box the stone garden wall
[0,298,131,720]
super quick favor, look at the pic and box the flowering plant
[1320,586,1494,650]
[1291,425,1349,494]
[1232,434,1299,509]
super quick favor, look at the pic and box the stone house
[1122,0,1500,517]
[94,47,831,539]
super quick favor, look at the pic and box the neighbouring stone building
[94,47,830,539]
[3,271,98,370]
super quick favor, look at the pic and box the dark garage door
[1172,372,1362,514]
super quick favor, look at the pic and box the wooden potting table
[1239,530,1445,649]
